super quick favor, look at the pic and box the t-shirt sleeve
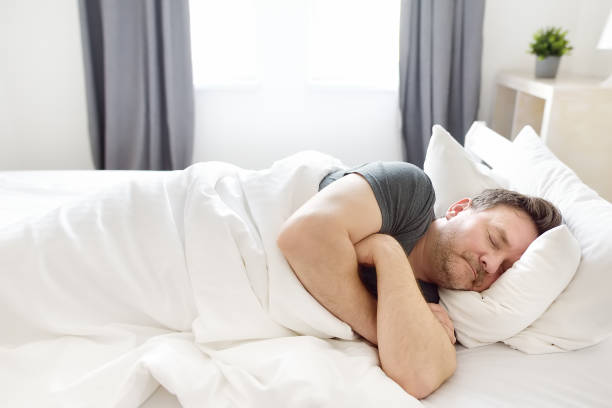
[345,161,436,237]
[319,161,438,303]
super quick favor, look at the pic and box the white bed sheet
[2,170,611,408]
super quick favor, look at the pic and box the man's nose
[480,253,503,275]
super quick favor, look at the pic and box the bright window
[189,0,258,87]
[189,0,400,89]
[307,0,400,89]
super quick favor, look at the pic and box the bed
[1,123,611,407]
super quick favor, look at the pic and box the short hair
[470,188,562,236]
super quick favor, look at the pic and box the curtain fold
[79,0,194,170]
[399,0,485,168]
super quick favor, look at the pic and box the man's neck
[408,219,442,283]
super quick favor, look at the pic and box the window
[307,0,400,89]
[189,0,400,89]
[189,0,258,87]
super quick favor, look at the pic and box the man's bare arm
[277,175,456,398]
[277,174,381,343]
[354,234,456,399]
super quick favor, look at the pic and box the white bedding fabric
[0,153,419,408]
[2,150,612,408]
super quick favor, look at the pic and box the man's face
[430,202,538,292]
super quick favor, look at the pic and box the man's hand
[428,303,456,345]
[353,233,391,266]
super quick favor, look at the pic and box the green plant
[528,27,573,60]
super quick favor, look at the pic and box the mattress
[2,170,611,407]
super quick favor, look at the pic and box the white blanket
[0,152,420,407]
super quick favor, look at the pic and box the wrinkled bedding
[0,152,421,408]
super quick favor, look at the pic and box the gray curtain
[399,0,485,167]
[79,0,194,170]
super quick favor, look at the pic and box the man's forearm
[277,219,379,344]
[373,236,456,398]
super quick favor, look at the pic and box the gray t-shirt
[319,161,439,303]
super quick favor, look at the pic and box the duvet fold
[0,151,421,407]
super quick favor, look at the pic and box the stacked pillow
[423,124,508,218]
[476,126,612,353]
[423,124,592,353]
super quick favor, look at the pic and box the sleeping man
[277,161,561,399]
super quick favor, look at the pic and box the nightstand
[491,71,612,202]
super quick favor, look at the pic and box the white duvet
[0,152,420,407]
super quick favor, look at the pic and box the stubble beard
[433,228,485,290]
[432,228,459,289]
[432,228,479,290]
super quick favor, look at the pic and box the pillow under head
[485,126,612,353]
[439,225,580,348]
[423,124,582,353]
[423,125,508,218]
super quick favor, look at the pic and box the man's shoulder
[340,161,431,188]
[364,161,431,186]
[358,161,434,200]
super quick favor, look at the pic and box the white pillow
[439,225,580,348]
[423,125,508,217]
[464,121,514,168]
[423,123,583,353]
[486,126,612,353]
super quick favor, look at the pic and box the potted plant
[528,27,573,78]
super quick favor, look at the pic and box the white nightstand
[491,71,612,202]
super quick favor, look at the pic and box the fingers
[441,320,457,345]
[428,303,456,344]
[444,322,457,344]
[427,303,445,314]
[353,234,405,266]
[353,235,378,265]
[436,315,456,344]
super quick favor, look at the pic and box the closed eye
[488,231,498,249]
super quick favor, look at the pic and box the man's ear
[445,198,472,220]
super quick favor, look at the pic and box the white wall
[192,88,403,170]
[479,0,612,123]
[0,0,93,170]
[1,0,611,170]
